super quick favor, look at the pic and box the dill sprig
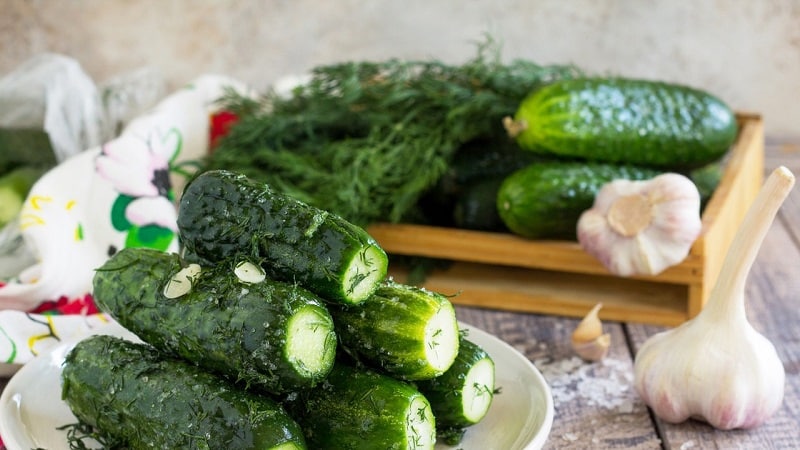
[207,40,581,226]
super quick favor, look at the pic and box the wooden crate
[367,113,765,326]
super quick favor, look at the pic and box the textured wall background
[2,0,799,140]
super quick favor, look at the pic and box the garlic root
[571,303,610,361]
[633,166,795,430]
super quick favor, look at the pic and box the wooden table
[455,140,800,449]
[0,142,797,449]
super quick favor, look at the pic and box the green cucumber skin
[287,363,435,450]
[332,281,458,380]
[62,335,307,450]
[177,170,388,304]
[514,78,738,168]
[497,161,661,239]
[416,338,495,429]
[92,247,337,394]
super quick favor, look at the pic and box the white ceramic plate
[0,322,553,450]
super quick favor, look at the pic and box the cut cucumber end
[405,394,436,450]
[461,357,496,423]
[285,306,337,377]
[266,442,305,450]
[423,300,460,375]
[342,244,388,304]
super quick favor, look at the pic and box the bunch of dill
[207,41,581,226]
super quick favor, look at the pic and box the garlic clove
[573,333,611,362]
[571,303,610,361]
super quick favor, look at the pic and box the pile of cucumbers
[429,77,737,239]
[62,170,496,449]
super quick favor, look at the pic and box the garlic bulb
[577,173,702,276]
[571,303,611,361]
[633,166,795,430]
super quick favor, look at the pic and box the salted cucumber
[178,170,388,305]
[62,335,307,450]
[332,280,460,380]
[286,362,436,450]
[416,338,496,445]
[92,247,337,394]
[505,77,738,169]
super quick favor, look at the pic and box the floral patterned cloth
[0,74,250,378]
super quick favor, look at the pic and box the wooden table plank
[627,154,800,449]
[456,306,662,449]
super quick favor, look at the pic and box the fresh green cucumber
[332,280,460,380]
[178,169,388,305]
[416,338,496,445]
[286,362,436,450]
[62,335,307,450]
[92,247,337,394]
[505,77,738,169]
[0,166,45,227]
[497,161,661,239]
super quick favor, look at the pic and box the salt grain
[534,356,638,412]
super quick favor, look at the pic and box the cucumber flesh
[424,301,461,374]
[286,306,337,376]
[407,395,437,449]
[344,244,388,303]
[461,357,496,422]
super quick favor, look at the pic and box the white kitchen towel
[0,74,250,373]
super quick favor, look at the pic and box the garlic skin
[571,303,611,361]
[633,166,795,430]
[634,313,785,429]
[577,173,702,276]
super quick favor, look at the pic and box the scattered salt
[533,355,638,412]
[680,440,696,449]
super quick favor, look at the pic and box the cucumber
[61,334,307,450]
[286,362,436,450]
[92,247,337,394]
[332,280,460,380]
[416,338,496,444]
[506,78,738,169]
[497,161,661,239]
[178,169,388,305]
[0,166,45,227]
[452,176,507,231]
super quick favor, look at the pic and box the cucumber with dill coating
[92,247,337,394]
[178,169,388,305]
[286,362,436,450]
[416,338,496,445]
[332,280,460,380]
[61,334,308,450]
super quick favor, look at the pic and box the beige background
[2,0,799,140]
